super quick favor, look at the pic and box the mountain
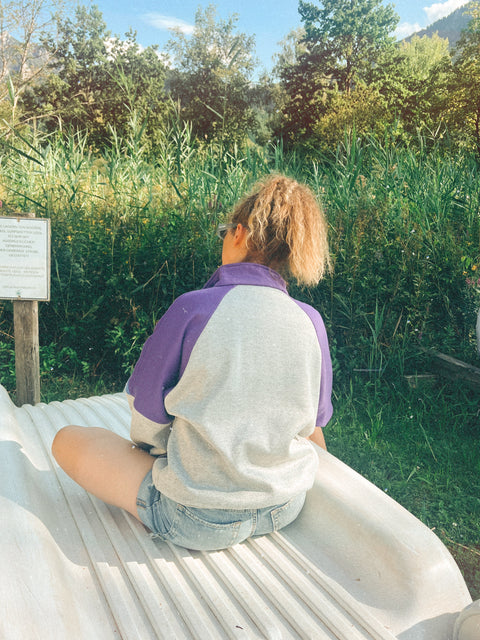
[0,33,50,82]
[406,1,474,48]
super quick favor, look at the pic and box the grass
[5,373,123,407]
[327,374,480,599]
[328,377,479,543]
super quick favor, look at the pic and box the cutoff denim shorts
[136,470,306,551]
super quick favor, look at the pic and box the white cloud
[423,0,470,24]
[394,22,424,39]
[143,13,194,35]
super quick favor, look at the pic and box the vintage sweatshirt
[126,262,333,509]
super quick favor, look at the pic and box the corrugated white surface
[0,386,472,639]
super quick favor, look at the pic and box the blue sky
[93,0,471,73]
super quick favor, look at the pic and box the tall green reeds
[0,123,479,388]
[304,131,480,377]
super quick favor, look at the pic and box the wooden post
[14,299,40,406]
[1,211,48,405]
[12,210,41,406]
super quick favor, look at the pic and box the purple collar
[203,263,288,293]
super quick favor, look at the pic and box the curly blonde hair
[230,174,331,286]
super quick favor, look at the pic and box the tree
[276,0,399,147]
[275,46,333,144]
[20,5,169,148]
[298,0,399,94]
[312,83,389,149]
[446,2,480,154]
[0,0,70,123]
[272,27,307,78]
[369,33,452,135]
[166,4,257,143]
[99,31,170,150]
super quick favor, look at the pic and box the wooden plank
[13,299,40,406]
[427,349,480,389]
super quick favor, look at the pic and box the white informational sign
[0,216,51,301]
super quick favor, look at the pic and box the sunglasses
[216,223,237,240]
[216,223,250,240]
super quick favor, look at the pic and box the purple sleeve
[126,287,231,424]
[295,301,333,427]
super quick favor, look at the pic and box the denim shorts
[136,470,306,551]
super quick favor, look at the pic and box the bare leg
[51,426,155,520]
[308,427,327,451]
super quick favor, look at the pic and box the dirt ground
[447,543,480,601]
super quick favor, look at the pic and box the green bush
[0,124,479,394]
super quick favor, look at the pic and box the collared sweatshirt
[126,262,333,510]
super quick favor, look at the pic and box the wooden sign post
[13,299,40,405]
[0,214,50,406]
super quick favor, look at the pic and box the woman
[52,174,333,550]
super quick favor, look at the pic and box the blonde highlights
[230,175,331,286]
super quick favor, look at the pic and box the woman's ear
[233,223,248,246]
